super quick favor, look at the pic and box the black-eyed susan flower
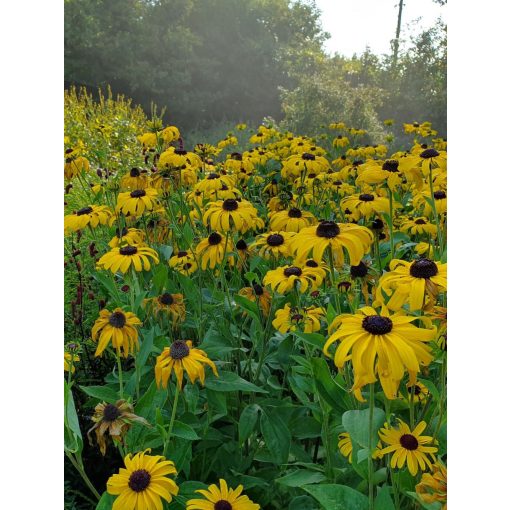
[155,340,218,389]
[203,199,262,233]
[64,205,113,234]
[65,154,90,180]
[108,227,145,248]
[264,264,324,294]
[160,125,181,143]
[186,479,260,510]
[116,188,159,217]
[324,306,435,400]
[403,380,430,404]
[379,420,438,476]
[399,216,437,237]
[144,293,185,327]
[333,135,349,148]
[195,232,234,270]
[272,303,325,333]
[169,249,198,276]
[137,132,157,148]
[107,449,179,510]
[341,193,393,218]
[413,189,447,216]
[120,167,149,190]
[416,462,447,509]
[92,308,142,357]
[238,284,272,317]
[249,231,295,259]
[87,400,149,455]
[97,244,159,273]
[281,152,330,180]
[376,258,447,312]
[268,207,316,232]
[355,159,403,191]
[194,173,235,194]
[291,220,373,266]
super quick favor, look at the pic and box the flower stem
[116,352,123,399]
[66,452,101,501]
[368,383,375,510]
[163,384,180,457]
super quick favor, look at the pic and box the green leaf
[342,407,386,450]
[64,380,83,454]
[95,492,116,510]
[80,385,119,403]
[205,370,268,393]
[375,486,396,510]
[238,404,261,443]
[289,495,320,510]
[136,328,155,370]
[310,358,348,414]
[276,469,326,487]
[152,264,168,292]
[303,484,369,510]
[294,332,326,351]
[260,409,291,464]
[171,420,200,440]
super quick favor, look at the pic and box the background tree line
[65,0,446,141]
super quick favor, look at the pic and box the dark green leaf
[303,484,369,510]
[205,370,267,393]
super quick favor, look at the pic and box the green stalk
[65,452,101,501]
[368,384,375,510]
[116,352,124,399]
[163,384,181,457]
[387,186,395,260]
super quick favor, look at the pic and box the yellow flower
[203,199,262,233]
[376,258,447,312]
[249,231,295,259]
[379,420,438,476]
[399,217,437,237]
[268,207,316,233]
[187,479,260,510]
[91,308,142,357]
[137,132,157,148]
[160,125,181,143]
[108,227,145,248]
[291,220,373,266]
[416,462,447,509]
[116,188,159,217]
[64,205,113,234]
[107,449,179,510]
[238,284,272,317]
[169,249,198,275]
[64,351,80,373]
[272,303,325,333]
[155,340,218,389]
[263,264,325,294]
[324,306,435,400]
[97,244,160,273]
[65,155,90,180]
[120,167,149,190]
[195,232,235,270]
[338,432,383,463]
[341,193,394,218]
[144,293,185,327]
[333,135,349,148]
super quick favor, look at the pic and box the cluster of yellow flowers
[65,92,446,509]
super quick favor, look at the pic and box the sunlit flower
[272,303,325,333]
[264,264,325,294]
[268,207,316,232]
[64,205,113,234]
[416,462,447,509]
[116,188,159,217]
[97,244,160,273]
[195,232,235,270]
[186,479,260,510]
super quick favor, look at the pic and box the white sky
[314,0,447,56]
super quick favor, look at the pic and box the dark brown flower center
[420,148,440,159]
[291,313,304,321]
[253,284,264,296]
[208,232,222,245]
[177,250,188,257]
[103,403,121,422]
[408,384,422,396]
[359,193,375,202]
[230,152,242,160]
[159,293,174,305]
[288,208,302,218]
[400,433,419,450]
[109,311,126,328]
[433,191,446,200]
[302,153,316,161]
[223,199,239,211]
[236,239,248,250]
[207,173,220,180]
[305,259,319,268]
[362,315,393,335]
[214,501,233,510]
[382,160,399,172]
[316,221,340,238]
[267,234,284,246]
[175,149,187,155]
[371,218,384,230]
[350,262,368,278]
[283,266,302,277]
[410,258,438,278]
[415,219,426,225]
[130,189,146,198]
[170,340,190,360]
[130,168,141,177]
[76,206,93,216]
[120,246,138,255]
[128,469,151,492]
